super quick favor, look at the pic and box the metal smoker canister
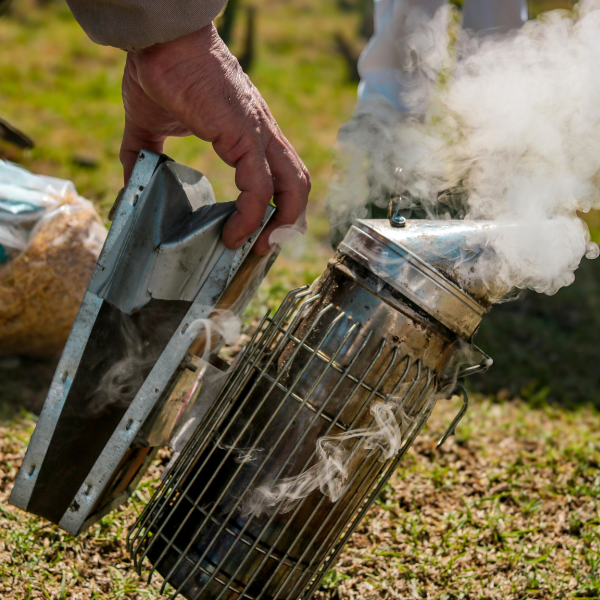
[129,219,502,600]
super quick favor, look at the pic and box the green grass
[0,405,175,599]
[316,396,600,599]
[1,2,600,599]
[0,0,360,299]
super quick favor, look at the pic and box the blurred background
[1,0,599,411]
[0,2,599,598]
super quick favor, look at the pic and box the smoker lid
[339,219,508,339]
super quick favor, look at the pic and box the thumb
[120,121,165,185]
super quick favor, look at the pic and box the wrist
[130,23,220,62]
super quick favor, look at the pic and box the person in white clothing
[328,0,531,245]
[359,0,528,112]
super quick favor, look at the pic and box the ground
[1,396,599,599]
[0,1,599,599]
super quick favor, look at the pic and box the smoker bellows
[12,151,498,599]
[9,151,276,534]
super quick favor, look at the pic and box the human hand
[121,23,310,255]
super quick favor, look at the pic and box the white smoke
[328,1,600,297]
[244,399,411,516]
[86,314,154,415]
[87,308,242,415]
[219,444,264,465]
[186,309,242,359]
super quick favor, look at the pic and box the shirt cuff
[66,0,228,50]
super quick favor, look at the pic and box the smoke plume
[86,314,154,416]
[244,398,413,516]
[87,307,241,415]
[327,1,600,298]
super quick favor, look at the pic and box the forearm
[65,0,228,50]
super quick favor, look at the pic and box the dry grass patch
[1,394,599,599]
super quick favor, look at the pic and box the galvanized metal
[129,247,477,599]
[340,220,492,340]
[9,150,161,513]
[90,161,236,314]
[10,151,276,535]
[354,219,514,307]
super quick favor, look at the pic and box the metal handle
[436,345,492,448]
[437,382,469,448]
[455,353,493,379]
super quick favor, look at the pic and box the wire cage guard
[128,252,467,600]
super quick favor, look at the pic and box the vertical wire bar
[272,363,429,600]
[156,303,341,593]
[301,377,436,600]
[140,294,324,578]
[299,370,435,598]
[164,310,350,596]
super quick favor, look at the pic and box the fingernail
[234,236,248,249]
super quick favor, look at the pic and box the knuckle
[250,179,273,201]
[242,210,267,232]
[263,178,275,199]
[292,165,311,198]
[302,168,312,193]
[229,127,268,164]
[119,146,133,167]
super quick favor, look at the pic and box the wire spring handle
[437,350,493,448]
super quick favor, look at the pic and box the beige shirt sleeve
[65,0,228,50]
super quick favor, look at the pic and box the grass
[315,396,600,600]
[0,406,175,599]
[1,1,600,599]
[0,0,361,297]
[1,393,599,598]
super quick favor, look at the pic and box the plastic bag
[0,160,107,357]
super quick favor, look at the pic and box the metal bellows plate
[10,151,276,535]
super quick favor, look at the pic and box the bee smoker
[129,217,503,600]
